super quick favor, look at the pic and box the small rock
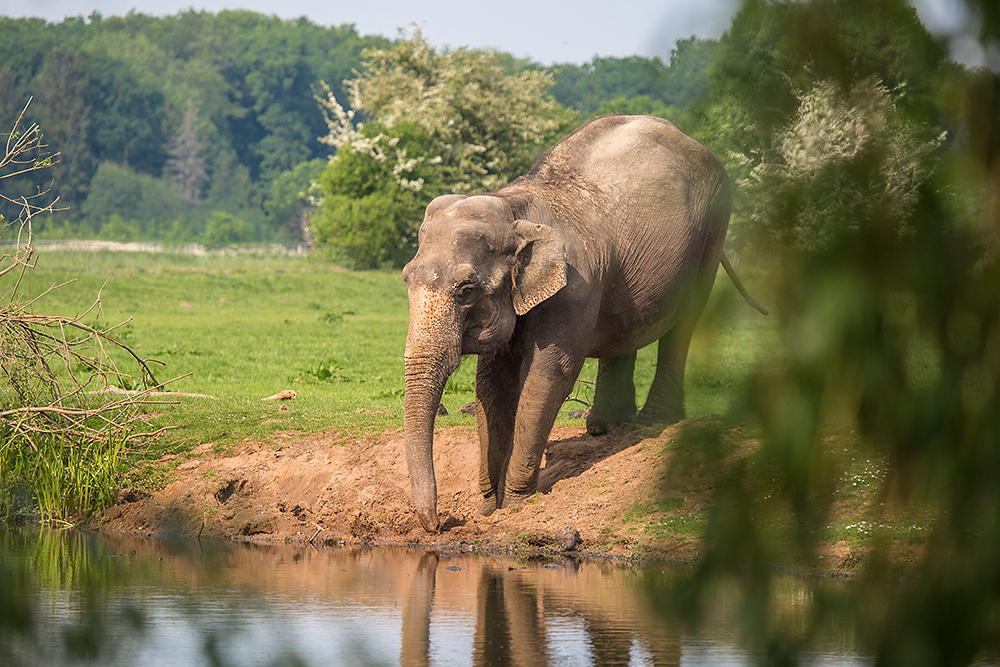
[569,409,587,419]
[555,526,581,551]
[436,403,449,416]
[262,389,297,401]
[117,488,148,504]
[460,402,477,415]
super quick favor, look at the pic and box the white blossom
[736,76,943,251]
[316,27,568,196]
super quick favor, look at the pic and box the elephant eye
[455,282,480,303]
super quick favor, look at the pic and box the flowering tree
[310,29,576,268]
[736,77,943,253]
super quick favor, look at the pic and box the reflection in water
[401,551,437,667]
[397,555,684,666]
[0,528,872,666]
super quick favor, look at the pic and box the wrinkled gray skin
[403,115,742,533]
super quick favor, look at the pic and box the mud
[99,418,877,572]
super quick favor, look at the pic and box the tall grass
[1,241,157,523]
[1,433,125,524]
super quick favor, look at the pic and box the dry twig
[1,100,162,454]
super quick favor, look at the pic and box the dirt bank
[99,418,871,571]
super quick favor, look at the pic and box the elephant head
[402,194,568,532]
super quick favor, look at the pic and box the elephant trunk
[404,287,463,533]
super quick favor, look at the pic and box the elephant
[402,114,766,533]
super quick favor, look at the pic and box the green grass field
[6,247,952,566]
[17,248,776,456]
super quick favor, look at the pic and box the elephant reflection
[399,553,681,666]
[400,552,438,667]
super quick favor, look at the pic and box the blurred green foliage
[654,1,1000,665]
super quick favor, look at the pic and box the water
[0,528,873,666]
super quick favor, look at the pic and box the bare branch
[1,98,164,460]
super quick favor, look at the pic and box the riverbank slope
[98,418,915,575]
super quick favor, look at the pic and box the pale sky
[1,0,990,67]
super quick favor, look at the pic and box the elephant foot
[586,412,636,436]
[500,490,536,509]
[477,495,498,517]
[637,405,683,427]
[416,507,440,534]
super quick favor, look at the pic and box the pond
[1,527,874,666]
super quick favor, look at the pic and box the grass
[1,431,126,524]
[22,250,413,439]
[21,248,777,446]
[5,246,780,519]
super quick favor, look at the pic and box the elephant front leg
[502,347,584,506]
[474,350,521,516]
[586,351,637,435]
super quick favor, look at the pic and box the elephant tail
[721,253,769,316]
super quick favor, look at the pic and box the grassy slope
[14,249,935,565]
[23,250,775,450]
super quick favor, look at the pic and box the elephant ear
[511,219,568,316]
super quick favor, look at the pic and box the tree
[201,210,255,245]
[0,12,387,241]
[0,66,24,133]
[348,28,576,191]
[311,128,424,268]
[81,162,185,238]
[662,37,719,110]
[82,46,168,175]
[706,0,944,145]
[166,104,208,207]
[311,28,577,267]
[202,148,263,231]
[29,47,93,213]
[550,56,671,114]
[264,158,325,243]
[664,2,1000,665]
[593,95,679,121]
[737,76,943,253]
[548,45,717,117]
[697,0,948,254]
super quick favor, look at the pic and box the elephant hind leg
[638,327,690,426]
[586,351,637,435]
[641,268,716,426]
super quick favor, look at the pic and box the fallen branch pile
[1,99,169,455]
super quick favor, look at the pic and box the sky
[1,0,990,67]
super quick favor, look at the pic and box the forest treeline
[0,10,712,248]
[0,3,994,264]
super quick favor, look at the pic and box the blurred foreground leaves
[657,1,1000,665]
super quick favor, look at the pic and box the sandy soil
[99,417,872,571]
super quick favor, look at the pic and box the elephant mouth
[464,322,483,339]
[462,325,487,352]
[461,305,516,354]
